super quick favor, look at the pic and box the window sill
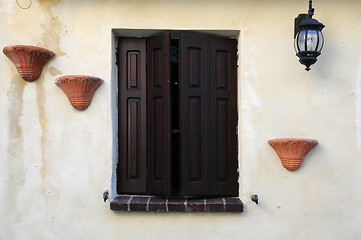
[110,195,243,212]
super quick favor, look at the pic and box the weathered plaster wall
[1,0,361,239]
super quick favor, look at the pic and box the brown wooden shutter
[179,33,211,196]
[147,33,172,195]
[117,38,147,194]
[209,37,239,196]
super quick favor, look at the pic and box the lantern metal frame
[294,0,325,71]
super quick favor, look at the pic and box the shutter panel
[147,33,172,195]
[209,37,238,196]
[118,38,147,194]
[179,33,210,196]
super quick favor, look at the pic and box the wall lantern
[294,0,325,71]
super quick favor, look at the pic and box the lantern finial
[308,0,314,17]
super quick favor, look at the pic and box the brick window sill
[110,195,243,212]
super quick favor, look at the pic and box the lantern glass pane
[294,32,299,52]
[317,31,324,52]
[306,30,318,51]
[297,30,306,52]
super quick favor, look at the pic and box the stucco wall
[1,0,361,239]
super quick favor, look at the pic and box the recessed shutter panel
[118,38,147,194]
[179,33,211,196]
[209,37,238,196]
[147,33,172,196]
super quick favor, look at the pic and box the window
[116,31,238,199]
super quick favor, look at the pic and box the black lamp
[294,0,325,71]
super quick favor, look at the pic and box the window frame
[110,29,242,212]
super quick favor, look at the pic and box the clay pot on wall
[3,45,55,82]
[268,138,318,171]
[55,75,103,110]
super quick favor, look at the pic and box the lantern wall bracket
[294,1,315,38]
[294,14,308,38]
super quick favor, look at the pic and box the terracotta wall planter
[3,45,54,82]
[268,138,318,171]
[55,75,103,110]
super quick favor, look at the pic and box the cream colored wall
[1,0,361,239]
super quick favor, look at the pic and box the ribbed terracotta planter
[268,138,318,171]
[55,75,103,110]
[3,45,54,82]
